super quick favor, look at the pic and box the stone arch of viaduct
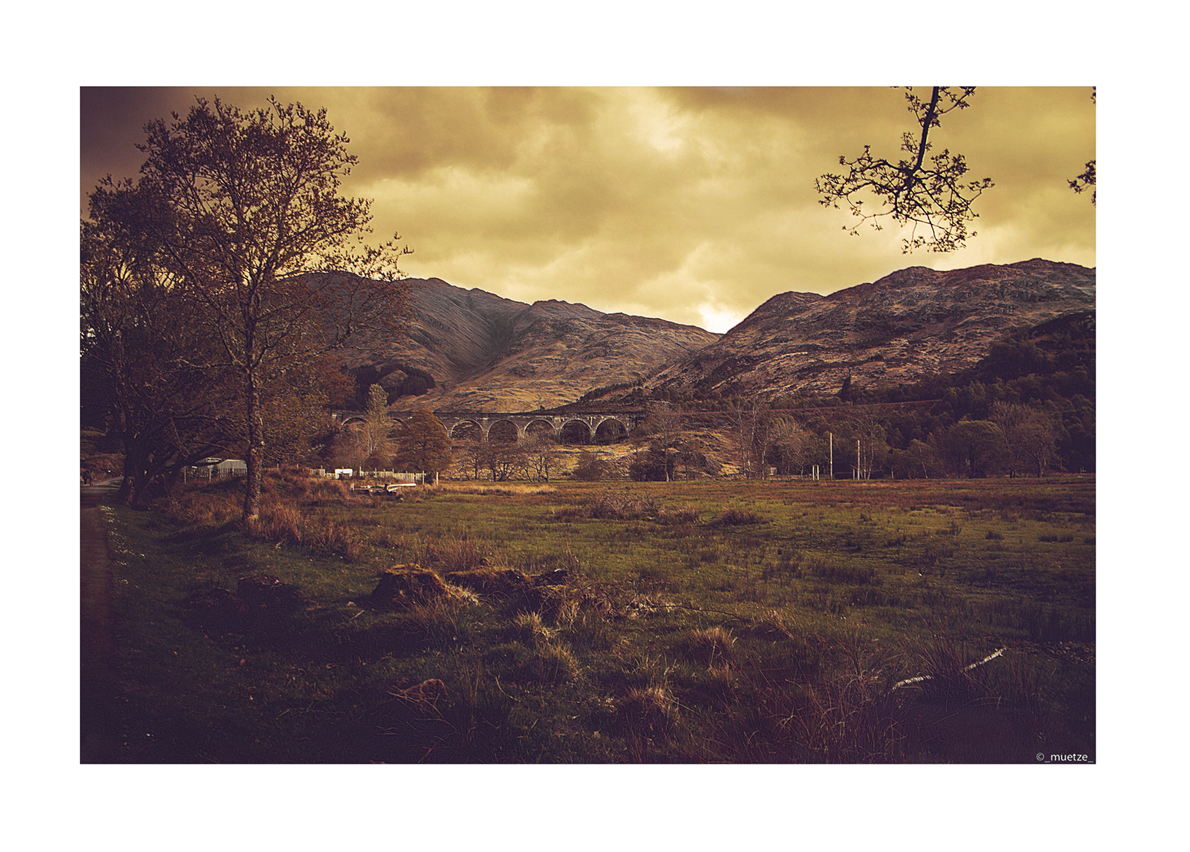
[333,410,644,444]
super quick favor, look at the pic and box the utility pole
[829,432,834,480]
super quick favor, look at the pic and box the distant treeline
[625,311,1095,479]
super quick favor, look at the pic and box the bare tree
[728,400,763,478]
[524,433,562,482]
[479,438,528,482]
[817,87,993,253]
[1069,88,1097,205]
[991,401,1059,477]
[644,401,683,482]
[768,416,810,475]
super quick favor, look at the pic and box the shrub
[592,493,660,520]
[262,468,313,500]
[572,451,610,481]
[422,532,492,573]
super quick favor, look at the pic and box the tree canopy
[394,410,453,475]
[82,96,412,523]
[81,183,239,506]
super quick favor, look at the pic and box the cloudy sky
[80,85,1095,333]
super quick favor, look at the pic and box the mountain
[642,259,1095,402]
[338,260,1094,412]
[338,278,720,411]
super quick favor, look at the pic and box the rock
[369,565,453,609]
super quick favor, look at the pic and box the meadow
[96,471,1095,762]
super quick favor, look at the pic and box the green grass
[94,471,1095,763]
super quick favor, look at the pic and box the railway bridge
[332,409,645,445]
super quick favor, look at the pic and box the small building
[215,459,247,476]
[186,458,247,480]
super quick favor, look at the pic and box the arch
[560,419,592,445]
[487,419,520,444]
[594,417,629,444]
[449,419,483,441]
[524,419,558,442]
[339,415,367,427]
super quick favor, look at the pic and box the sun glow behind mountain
[698,303,746,335]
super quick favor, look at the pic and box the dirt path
[80,482,121,762]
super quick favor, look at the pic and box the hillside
[335,259,1095,415]
[638,259,1095,403]
[338,278,719,411]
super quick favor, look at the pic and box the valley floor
[82,474,1095,763]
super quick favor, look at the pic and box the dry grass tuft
[511,611,554,645]
[254,499,303,544]
[617,684,678,738]
[800,651,902,762]
[674,626,736,668]
[533,642,581,684]
[307,520,363,561]
[307,478,351,506]
[419,532,495,573]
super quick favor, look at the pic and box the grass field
[94,471,1095,763]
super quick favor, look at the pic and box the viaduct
[332,409,646,445]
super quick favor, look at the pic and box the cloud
[80,86,1096,330]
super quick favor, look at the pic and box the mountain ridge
[340,258,1094,412]
[340,277,720,411]
[641,258,1095,403]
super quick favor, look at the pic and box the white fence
[314,468,428,484]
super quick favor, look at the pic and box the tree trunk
[119,436,151,509]
[243,369,265,529]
